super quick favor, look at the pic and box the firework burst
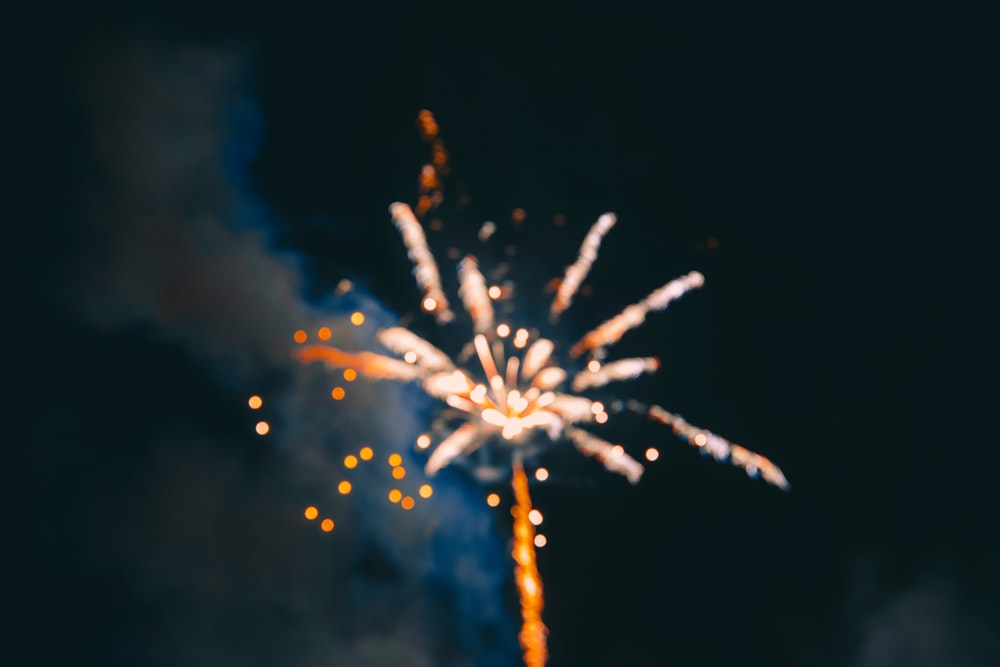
[293,111,788,666]
[295,202,788,492]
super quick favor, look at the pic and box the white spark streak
[376,327,454,372]
[566,427,644,484]
[551,213,617,319]
[569,271,704,358]
[390,202,454,323]
[521,339,555,381]
[459,255,495,334]
[571,357,661,392]
[425,421,487,475]
[647,404,790,490]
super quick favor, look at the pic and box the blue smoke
[70,39,519,667]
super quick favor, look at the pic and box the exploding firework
[292,111,788,665]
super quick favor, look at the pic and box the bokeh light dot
[320,518,334,532]
[350,311,365,326]
[337,481,352,495]
[304,506,318,520]
[344,455,358,469]
[401,496,415,510]
[418,484,433,499]
[248,395,262,410]
[255,421,270,436]
[486,493,501,507]
[388,453,402,467]
[359,446,373,461]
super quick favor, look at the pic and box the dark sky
[11,2,997,666]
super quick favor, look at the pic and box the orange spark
[511,461,548,667]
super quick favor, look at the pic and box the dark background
[11,2,996,666]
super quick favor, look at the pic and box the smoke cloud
[22,37,518,667]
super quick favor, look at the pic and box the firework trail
[511,460,547,667]
[295,110,789,665]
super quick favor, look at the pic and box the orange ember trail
[511,460,548,667]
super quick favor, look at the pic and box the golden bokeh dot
[488,285,502,300]
[534,467,549,482]
[388,453,402,467]
[320,518,334,532]
[248,395,263,410]
[403,351,418,364]
[331,387,346,400]
[359,446,373,461]
[595,412,609,424]
[388,489,402,503]
[317,327,332,340]
[587,360,601,372]
[422,297,437,312]
[392,466,406,480]
[343,368,357,382]
[350,311,365,326]
[304,506,318,520]
[645,447,660,462]
[344,455,358,469]
[528,509,543,526]
[337,481,352,495]
[534,534,548,548]
[415,434,431,450]
[496,323,510,338]
[293,330,307,343]
[401,496,415,510]
[486,493,501,507]
[255,421,270,436]
[611,444,625,457]
[418,484,433,499]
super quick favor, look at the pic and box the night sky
[12,3,997,666]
